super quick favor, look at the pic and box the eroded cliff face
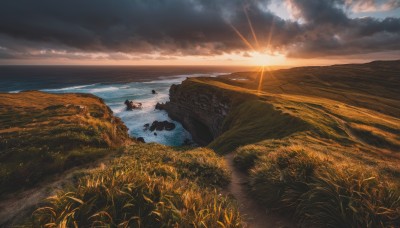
[162,78,252,146]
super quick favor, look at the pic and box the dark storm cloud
[287,0,350,25]
[285,0,400,57]
[0,0,399,59]
[0,0,265,54]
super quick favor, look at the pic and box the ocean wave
[89,86,120,93]
[38,73,197,146]
[42,83,97,92]
[144,73,204,84]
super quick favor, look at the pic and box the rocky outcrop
[144,120,176,131]
[163,79,250,146]
[125,100,142,110]
[155,102,166,110]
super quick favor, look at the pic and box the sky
[0,0,399,66]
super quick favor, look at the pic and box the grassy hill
[1,60,399,227]
[0,91,242,227]
[229,60,400,117]
[0,91,131,194]
[178,60,400,226]
[29,144,241,227]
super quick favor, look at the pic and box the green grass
[248,145,400,227]
[3,61,400,227]
[30,144,242,227]
[186,61,400,227]
[233,145,265,172]
[0,91,130,195]
[1,92,242,227]
[209,100,310,154]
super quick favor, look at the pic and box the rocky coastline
[160,78,248,146]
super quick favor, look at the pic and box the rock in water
[155,102,166,110]
[164,121,176,131]
[137,137,145,143]
[125,100,142,110]
[124,100,131,110]
[148,120,176,131]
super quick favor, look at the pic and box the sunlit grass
[184,61,400,227]
[2,60,400,227]
[0,91,130,194]
[241,145,400,227]
[31,144,242,227]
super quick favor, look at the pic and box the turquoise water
[41,74,219,146]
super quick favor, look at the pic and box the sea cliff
[161,78,254,146]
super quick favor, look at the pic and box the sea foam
[38,74,211,146]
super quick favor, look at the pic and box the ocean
[0,66,246,146]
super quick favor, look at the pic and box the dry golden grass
[1,91,243,227]
[2,61,399,227]
[0,91,130,195]
[186,61,400,226]
[30,144,242,227]
[190,61,400,175]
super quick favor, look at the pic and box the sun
[249,51,285,66]
[227,6,288,67]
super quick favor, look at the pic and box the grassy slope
[2,60,399,226]
[190,61,400,175]
[185,61,400,226]
[29,144,242,227]
[0,91,130,195]
[230,60,400,117]
[0,91,242,227]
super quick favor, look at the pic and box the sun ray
[266,16,275,50]
[228,23,256,52]
[228,4,282,68]
[257,65,265,94]
[243,5,260,49]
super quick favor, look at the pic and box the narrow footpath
[0,156,113,226]
[224,153,293,228]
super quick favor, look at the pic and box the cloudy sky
[0,0,399,66]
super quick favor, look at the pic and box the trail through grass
[224,153,293,228]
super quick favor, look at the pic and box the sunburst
[228,5,277,93]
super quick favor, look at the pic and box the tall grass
[297,168,400,227]
[233,145,265,172]
[246,145,400,227]
[0,92,130,195]
[31,144,242,227]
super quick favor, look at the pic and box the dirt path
[224,153,293,228]
[0,158,110,226]
[1,149,293,227]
